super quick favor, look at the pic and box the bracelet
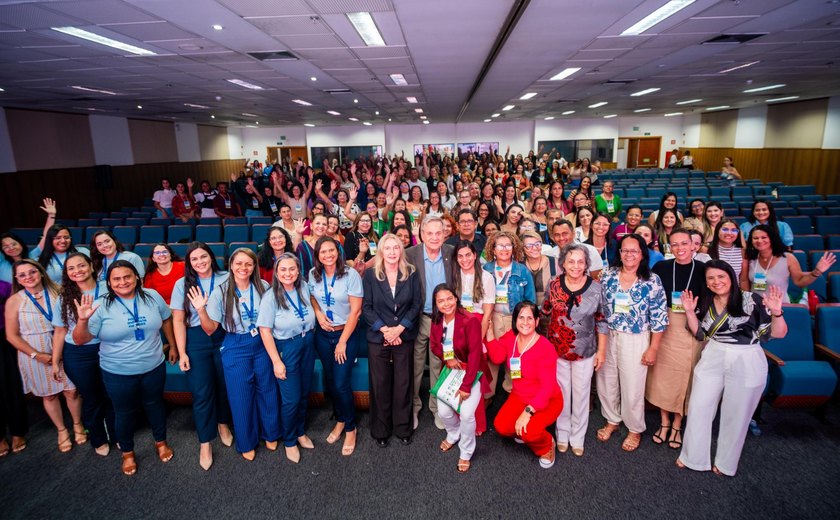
[772,311,784,318]
[811,270,822,277]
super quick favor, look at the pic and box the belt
[323,324,345,331]
[422,312,433,318]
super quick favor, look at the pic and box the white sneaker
[514,437,525,444]
[539,454,556,469]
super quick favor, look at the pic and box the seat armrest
[815,343,840,362]
[763,348,786,367]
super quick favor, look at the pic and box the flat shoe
[95,444,111,457]
[539,440,556,469]
[457,459,471,473]
[572,447,584,457]
[326,431,342,445]
[597,424,618,443]
[376,438,389,448]
[73,423,88,445]
[11,437,27,453]
[675,458,686,469]
[557,442,569,454]
[0,440,9,457]
[342,433,356,457]
[57,428,72,453]
[121,452,137,476]
[155,441,174,462]
[242,450,256,461]
[621,433,641,452]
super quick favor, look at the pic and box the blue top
[257,284,316,340]
[31,246,91,284]
[307,268,363,326]
[52,281,107,345]
[482,261,536,315]
[648,249,665,268]
[170,271,230,327]
[599,267,669,334]
[97,251,146,281]
[423,248,447,314]
[0,249,41,284]
[86,289,172,375]
[740,220,793,248]
[206,279,271,334]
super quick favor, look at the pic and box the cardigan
[429,310,490,394]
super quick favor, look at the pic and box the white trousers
[597,330,650,434]
[678,340,767,476]
[555,356,596,448]
[437,382,483,460]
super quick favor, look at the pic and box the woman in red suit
[429,284,490,473]
[487,301,563,469]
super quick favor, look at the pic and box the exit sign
[280,135,286,140]
[633,126,639,131]
[644,132,651,136]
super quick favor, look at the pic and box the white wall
[734,105,768,148]
[227,127,244,159]
[237,126,307,161]
[0,108,17,173]
[617,115,684,167]
[822,96,840,149]
[88,115,133,166]
[384,121,533,161]
[682,113,701,149]
[174,122,201,162]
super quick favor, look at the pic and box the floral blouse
[600,267,669,334]
[542,277,608,360]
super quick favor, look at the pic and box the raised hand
[815,252,837,275]
[186,178,194,189]
[350,163,357,176]
[40,198,57,216]
[73,294,100,321]
[230,172,238,182]
[348,186,358,200]
[330,179,338,192]
[186,285,208,311]
[293,218,306,234]
[315,179,323,192]
[411,220,420,236]
[681,290,698,314]
[763,285,784,315]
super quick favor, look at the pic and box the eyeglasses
[523,243,541,250]
[720,228,739,234]
[458,219,475,225]
[15,270,39,279]
[495,244,514,250]
[619,249,641,256]
[152,251,170,256]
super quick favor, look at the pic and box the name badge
[495,283,508,304]
[510,357,522,379]
[671,291,685,313]
[606,201,614,213]
[461,292,474,313]
[368,241,377,255]
[753,272,767,292]
[538,175,545,183]
[443,336,455,360]
[249,327,258,337]
[295,204,302,213]
[184,200,191,209]
[538,223,547,233]
[664,253,675,260]
[224,199,232,209]
[135,329,145,341]
[252,199,260,208]
[270,202,278,213]
[411,210,420,218]
[614,292,631,314]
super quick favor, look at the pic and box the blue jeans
[274,333,315,447]
[315,328,357,431]
[185,326,231,443]
[102,362,167,453]
[220,332,281,453]
[62,342,114,449]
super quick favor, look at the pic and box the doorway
[623,137,661,168]
[267,146,308,166]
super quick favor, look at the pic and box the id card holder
[538,175,545,183]
[614,292,631,314]
[295,204,302,213]
[495,284,508,304]
[249,326,258,337]
[184,200,191,209]
[671,291,685,313]
[224,199,232,209]
[369,241,377,255]
[135,329,145,341]
[443,344,455,360]
[753,272,767,292]
[252,199,259,208]
[510,357,522,379]
[326,310,334,321]
[461,293,474,313]
[606,201,615,213]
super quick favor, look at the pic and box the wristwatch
[30,351,38,360]
[524,405,535,416]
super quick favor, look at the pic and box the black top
[445,233,487,257]
[652,259,706,307]
[344,231,375,263]
[695,292,772,345]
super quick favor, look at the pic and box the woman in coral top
[143,244,185,305]
[486,301,563,469]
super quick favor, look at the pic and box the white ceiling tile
[247,16,333,36]
[306,0,394,15]
[47,0,160,25]
[219,0,314,17]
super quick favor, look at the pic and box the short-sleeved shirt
[257,284,316,340]
[600,267,669,334]
[153,189,176,209]
[52,281,107,345]
[86,289,171,375]
[31,246,91,284]
[695,291,772,345]
[652,259,706,307]
[97,251,146,282]
[307,268,363,326]
[170,271,230,327]
[458,270,495,314]
[206,279,271,334]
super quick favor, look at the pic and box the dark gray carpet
[1,395,839,520]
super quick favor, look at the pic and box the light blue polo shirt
[206,279,270,334]
[97,251,146,281]
[307,267,363,326]
[423,248,446,314]
[257,284,315,340]
[86,289,171,375]
[170,271,230,327]
[52,281,107,345]
[30,246,93,283]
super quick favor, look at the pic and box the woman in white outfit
[678,260,787,476]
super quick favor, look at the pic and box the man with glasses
[445,209,487,254]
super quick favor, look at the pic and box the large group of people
[0,148,833,478]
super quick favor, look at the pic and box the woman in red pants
[486,301,563,469]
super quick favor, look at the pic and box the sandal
[155,441,174,462]
[675,458,686,469]
[712,466,723,476]
[73,422,88,445]
[11,437,26,453]
[596,424,618,442]
[121,451,137,476]
[668,428,683,450]
[652,424,670,445]
[57,428,72,453]
[0,439,9,457]
[439,439,456,452]
[621,433,641,452]
[457,459,471,473]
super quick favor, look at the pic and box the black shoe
[376,438,389,448]
[398,435,412,446]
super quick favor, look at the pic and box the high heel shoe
[95,444,111,457]
[297,435,314,449]
[155,441,173,463]
[242,450,256,461]
[264,440,278,451]
[199,445,213,471]
[73,423,88,445]
[57,428,72,453]
[285,446,300,463]
[218,425,233,447]
[121,451,137,476]
[342,430,357,457]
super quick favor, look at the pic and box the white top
[459,270,496,314]
[153,188,176,208]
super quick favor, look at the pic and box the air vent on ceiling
[324,89,352,94]
[247,51,298,61]
[555,99,578,103]
[603,79,636,85]
[702,34,767,45]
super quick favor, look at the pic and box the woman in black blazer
[362,233,422,447]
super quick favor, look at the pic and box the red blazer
[487,330,562,412]
[430,310,490,394]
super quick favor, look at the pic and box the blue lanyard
[52,253,65,269]
[115,296,141,329]
[285,290,306,321]
[101,252,120,280]
[322,273,336,308]
[24,290,53,322]
[235,284,256,328]
[199,272,215,297]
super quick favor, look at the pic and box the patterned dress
[542,277,608,360]
[15,290,75,396]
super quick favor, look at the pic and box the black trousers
[368,342,413,440]
[0,329,28,438]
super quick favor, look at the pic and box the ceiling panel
[247,16,333,36]
[219,0,314,17]
[46,0,160,24]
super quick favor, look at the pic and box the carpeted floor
[1,393,839,520]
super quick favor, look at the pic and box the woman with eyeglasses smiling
[143,244,184,306]
[520,231,552,322]
[708,220,746,279]
[597,234,668,453]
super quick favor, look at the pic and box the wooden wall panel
[700,110,737,148]
[0,159,245,228]
[765,98,828,148]
[128,119,179,164]
[197,124,229,161]
[5,109,95,170]
[681,147,840,194]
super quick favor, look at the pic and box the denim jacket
[482,261,536,314]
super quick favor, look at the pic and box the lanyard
[285,290,306,321]
[511,334,536,361]
[672,260,696,293]
[115,296,140,328]
[199,273,215,297]
[24,290,53,322]
[323,273,337,308]
[235,284,256,326]
[52,253,65,269]
[101,252,120,279]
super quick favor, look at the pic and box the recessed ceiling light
[603,114,617,119]
[291,99,312,106]
[51,26,157,56]
[743,84,785,93]
[664,112,683,116]
[212,24,223,31]
[362,122,372,126]
[520,92,538,100]
[406,96,418,103]
[348,117,359,121]
[184,103,209,109]
[544,116,555,120]
[561,110,575,115]
[718,61,760,74]
[327,110,341,116]
[676,98,702,105]
[347,12,385,46]
[210,115,215,119]
[241,112,258,117]
[549,67,581,81]
[634,108,652,113]
[588,102,608,108]
[630,88,660,97]
[310,76,317,82]
[420,115,427,119]
[137,105,142,109]
[0,87,4,92]
[705,105,730,111]
[353,99,358,103]
[484,119,491,122]
[71,85,117,95]
[304,123,315,127]
[388,118,392,121]
[422,120,429,125]
[502,105,515,111]
[491,113,501,118]
[766,96,800,103]
[375,110,379,115]
[414,108,423,113]
[620,0,696,36]
[389,73,408,86]
[255,121,259,125]
[227,79,264,90]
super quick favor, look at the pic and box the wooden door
[637,138,661,167]
[266,146,309,166]
[628,139,640,168]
